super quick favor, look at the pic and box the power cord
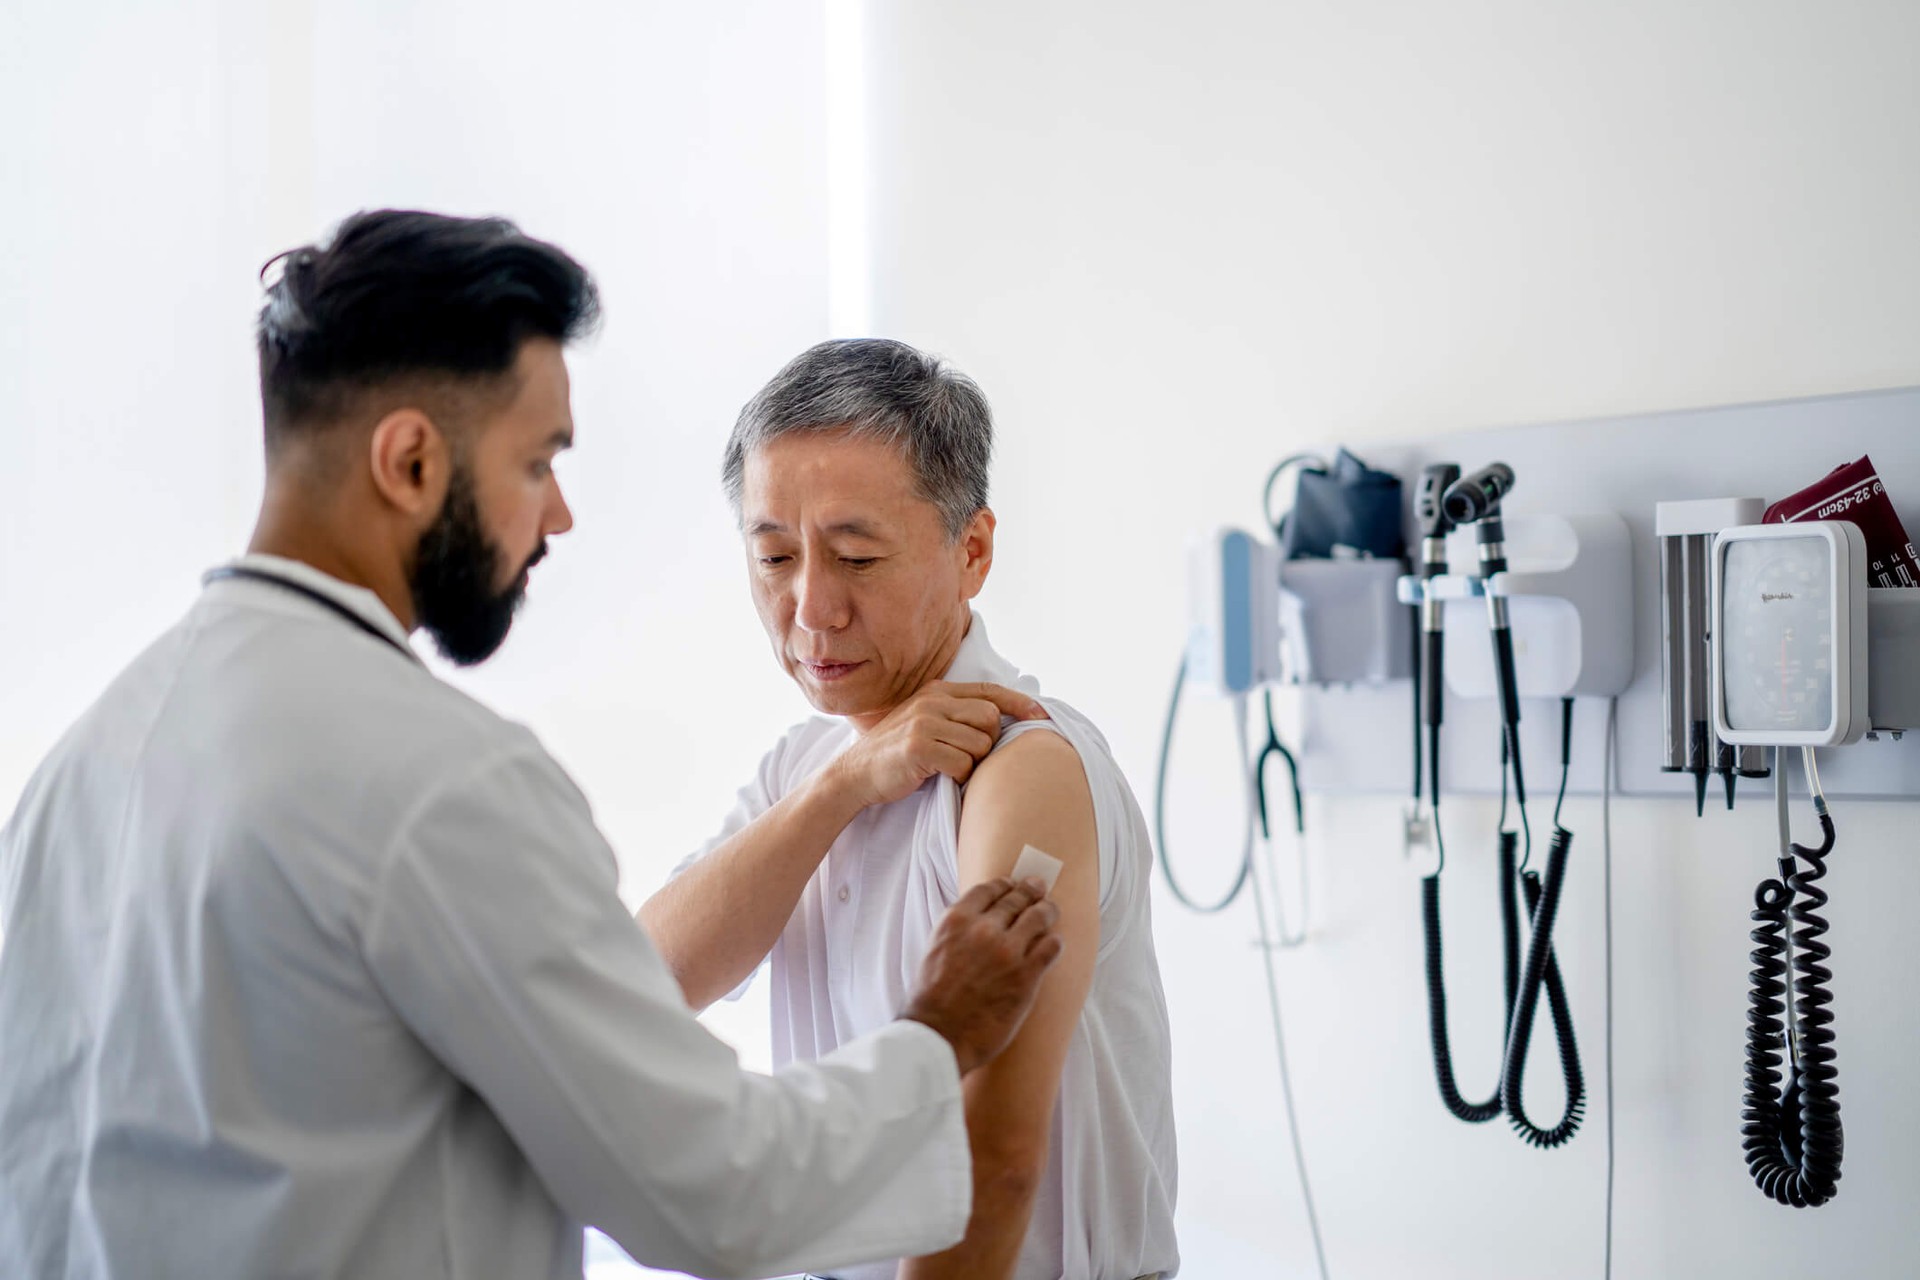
[1420,717,1520,1124]
[1499,699,1586,1149]
[1249,799,1331,1280]
[1603,696,1617,1279]
[1741,747,1844,1207]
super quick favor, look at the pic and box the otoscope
[1440,462,1586,1149]
[1415,463,1524,1125]
[1416,463,1460,805]
[1441,463,1523,792]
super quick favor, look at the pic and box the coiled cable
[1420,720,1522,1123]
[1498,699,1586,1149]
[1501,830,1587,1148]
[1741,747,1844,1207]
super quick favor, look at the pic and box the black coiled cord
[1498,699,1586,1149]
[1742,796,1843,1207]
[1500,825,1587,1148]
[1422,822,1521,1123]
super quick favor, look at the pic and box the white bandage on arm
[1011,844,1064,895]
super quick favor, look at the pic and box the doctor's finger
[1009,895,1061,945]
[1024,932,1065,971]
[984,880,1044,927]
[954,877,1017,919]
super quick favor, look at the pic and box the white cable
[1248,804,1331,1280]
[1603,696,1618,1280]
[1775,746,1792,861]
[1775,748,1800,1051]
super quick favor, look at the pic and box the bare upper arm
[953,728,1101,1161]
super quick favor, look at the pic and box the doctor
[0,210,1061,1280]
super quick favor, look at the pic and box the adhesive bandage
[1011,844,1064,894]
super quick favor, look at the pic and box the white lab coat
[0,555,970,1280]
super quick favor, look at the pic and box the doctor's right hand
[823,681,1048,811]
[900,877,1063,1077]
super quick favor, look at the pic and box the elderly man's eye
[758,555,792,567]
[841,557,878,569]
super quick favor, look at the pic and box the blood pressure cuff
[1764,453,1920,588]
[1276,447,1406,561]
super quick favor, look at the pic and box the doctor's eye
[758,555,792,567]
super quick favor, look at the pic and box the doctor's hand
[900,877,1063,1077]
[823,682,1048,811]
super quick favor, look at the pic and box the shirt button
[837,885,851,903]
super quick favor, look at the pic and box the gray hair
[722,338,993,540]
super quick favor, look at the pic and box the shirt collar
[203,553,421,664]
[938,610,1042,697]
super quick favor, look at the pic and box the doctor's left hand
[901,876,1064,1077]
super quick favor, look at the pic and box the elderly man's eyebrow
[745,519,887,539]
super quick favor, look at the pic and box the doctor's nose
[792,558,851,633]
[546,481,575,538]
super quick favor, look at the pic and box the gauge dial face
[1721,535,1834,734]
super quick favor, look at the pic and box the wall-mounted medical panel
[1434,512,1633,702]
[1291,385,1920,800]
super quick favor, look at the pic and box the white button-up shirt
[690,615,1179,1280]
[0,555,970,1280]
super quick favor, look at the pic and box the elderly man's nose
[793,560,849,631]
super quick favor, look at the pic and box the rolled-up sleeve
[361,738,970,1279]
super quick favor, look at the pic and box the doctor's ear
[367,408,452,519]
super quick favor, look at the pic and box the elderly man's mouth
[801,660,865,682]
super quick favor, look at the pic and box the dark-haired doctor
[0,210,1060,1280]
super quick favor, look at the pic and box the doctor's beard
[410,461,547,666]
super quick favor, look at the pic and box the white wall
[0,0,842,1071]
[3,5,844,1272]
[864,1,1920,1276]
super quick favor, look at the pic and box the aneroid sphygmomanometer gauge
[1711,521,1869,748]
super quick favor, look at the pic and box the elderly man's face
[741,429,993,729]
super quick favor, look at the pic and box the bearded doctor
[0,210,1062,1280]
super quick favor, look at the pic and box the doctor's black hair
[256,209,599,443]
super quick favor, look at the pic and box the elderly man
[642,340,1179,1280]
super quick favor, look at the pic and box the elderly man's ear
[960,509,996,594]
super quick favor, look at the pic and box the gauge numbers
[1720,535,1834,734]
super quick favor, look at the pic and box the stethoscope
[205,565,416,662]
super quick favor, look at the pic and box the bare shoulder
[958,727,1096,882]
[967,727,1089,807]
